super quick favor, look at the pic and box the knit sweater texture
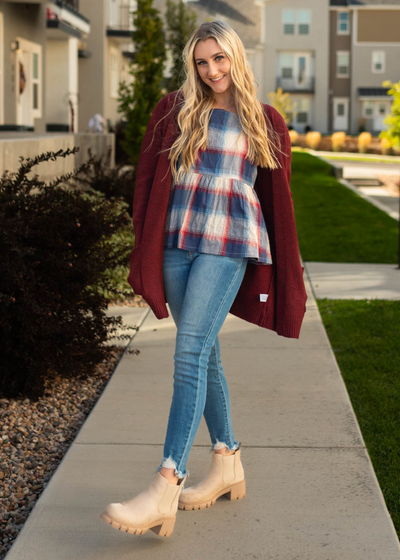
[128,90,307,339]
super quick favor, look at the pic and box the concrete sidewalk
[304,262,400,300]
[309,151,400,220]
[6,275,400,559]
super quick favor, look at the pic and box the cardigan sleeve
[269,107,307,338]
[132,96,168,247]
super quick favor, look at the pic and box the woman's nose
[208,63,218,77]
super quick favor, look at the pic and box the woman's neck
[212,92,236,114]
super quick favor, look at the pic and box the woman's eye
[197,56,224,66]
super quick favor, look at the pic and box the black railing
[276,76,315,92]
[108,5,134,30]
[56,0,80,12]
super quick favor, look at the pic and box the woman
[101,20,307,538]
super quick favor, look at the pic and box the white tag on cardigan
[260,294,268,302]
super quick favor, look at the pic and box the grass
[317,299,400,538]
[321,154,400,165]
[290,152,398,263]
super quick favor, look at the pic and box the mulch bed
[0,345,126,559]
[0,295,150,558]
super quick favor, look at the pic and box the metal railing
[58,0,80,12]
[276,76,315,92]
[108,5,135,30]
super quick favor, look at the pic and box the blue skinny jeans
[156,247,248,479]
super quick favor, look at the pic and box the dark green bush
[95,226,136,302]
[70,146,136,216]
[0,147,134,399]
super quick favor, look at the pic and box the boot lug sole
[100,511,176,537]
[178,478,246,510]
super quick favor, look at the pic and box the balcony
[107,1,136,40]
[276,76,315,94]
[46,0,90,39]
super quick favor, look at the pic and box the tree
[380,80,400,269]
[267,87,297,126]
[380,80,400,152]
[118,0,167,167]
[165,0,197,93]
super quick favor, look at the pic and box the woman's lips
[210,75,225,83]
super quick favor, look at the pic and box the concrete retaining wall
[0,133,115,183]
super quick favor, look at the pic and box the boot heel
[150,516,176,537]
[226,479,246,501]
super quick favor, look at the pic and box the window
[283,10,295,35]
[295,98,309,124]
[283,9,311,35]
[378,103,387,117]
[337,11,349,35]
[32,52,39,111]
[372,51,385,74]
[363,101,374,118]
[281,54,294,78]
[336,51,349,78]
[298,10,310,35]
[337,103,345,117]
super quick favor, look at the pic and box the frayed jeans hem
[209,439,240,453]
[156,457,189,480]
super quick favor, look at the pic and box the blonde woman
[101,20,306,538]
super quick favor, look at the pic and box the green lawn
[318,299,400,538]
[292,147,400,164]
[290,152,398,263]
[321,154,400,165]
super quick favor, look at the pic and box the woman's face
[194,38,233,95]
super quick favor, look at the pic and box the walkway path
[5,273,400,559]
[308,150,400,220]
[304,262,400,300]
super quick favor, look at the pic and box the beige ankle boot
[100,472,188,537]
[178,441,245,510]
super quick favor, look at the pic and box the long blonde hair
[150,20,284,183]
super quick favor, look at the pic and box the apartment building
[78,0,136,132]
[329,0,400,135]
[257,0,330,134]
[0,0,90,132]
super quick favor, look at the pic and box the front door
[333,97,349,131]
[16,50,32,126]
[374,101,390,131]
[294,53,311,89]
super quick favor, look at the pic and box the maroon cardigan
[128,90,307,339]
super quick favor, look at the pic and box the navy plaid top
[164,108,273,265]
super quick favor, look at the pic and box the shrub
[331,131,346,152]
[288,130,299,146]
[109,119,131,166]
[380,137,393,155]
[358,132,372,154]
[70,146,136,216]
[305,131,321,150]
[0,148,135,399]
[96,226,136,301]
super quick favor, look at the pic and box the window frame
[337,11,350,35]
[282,8,311,36]
[371,51,385,74]
[336,51,350,79]
[282,9,296,35]
[362,101,374,119]
[297,9,311,36]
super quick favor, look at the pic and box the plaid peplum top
[163,108,273,265]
